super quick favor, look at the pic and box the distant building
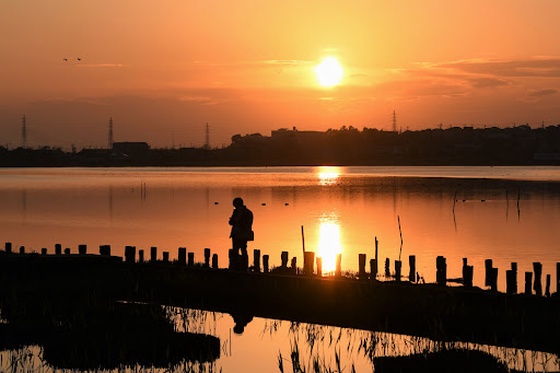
[112,142,150,156]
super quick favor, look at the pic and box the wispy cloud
[77,63,125,68]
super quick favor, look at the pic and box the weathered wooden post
[489,267,498,291]
[253,249,261,272]
[533,262,543,296]
[370,259,377,281]
[463,265,473,288]
[525,272,533,295]
[150,246,157,262]
[374,236,379,275]
[78,244,87,255]
[484,259,493,287]
[188,252,195,267]
[125,246,136,263]
[409,255,416,282]
[281,251,289,268]
[545,274,551,297]
[436,256,447,286]
[178,247,187,265]
[385,258,390,277]
[64,248,70,255]
[316,257,322,276]
[335,253,342,277]
[5,242,12,253]
[263,254,269,273]
[358,253,367,280]
[304,251,315,275]
[41,248,47,255]
[212,253,219,269]
[204,248,211,267]
[291,257,297,274]
[506,262,517,294]
[19,246,25,254]
[163,251,169,262]
[138,249,144,263]
[55,243,62,255]
[557,263,560,294]
[394,260,402,282]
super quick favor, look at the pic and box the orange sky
[2,0,560,149]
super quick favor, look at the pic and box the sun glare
[314,57,343,88]
[317,220,342,273]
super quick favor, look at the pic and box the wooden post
[533,262,543,296]
[335,253,342,277]
[303,251,314,275]
[55,243,62,255]
[281,251,289,267]
[316,257,322,277]
[484,259,493,287]
[374,237,379,275]
[100,245,111,256]
[187,252,195,267]
[263,254,269,273]
[546,274,551,297]
[5,242,12,253]
[370,259,377,281]
[162,251,169,262]
[204,248,211,267]
[125,246,136,263]
[436,256,447,286]
[395,260,402,282]
[78,244,87,255]
[290,257,297,274]
[409,255,416,282]
[212,253,219,269]
[150,246,157,262]
[253,249,261,272]
[138,249,144,263]
[506,262,518,294]
[64,248,70,255]
[525,272,533,295]
[385,258,390,278]
[463,265,473,288]
[489,267,498,291]
[19,246,25,254]
[557,263,560,294]
[358,253,367,280]
[41,248,47,255]
[178,247,187,265]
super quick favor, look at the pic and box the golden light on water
[316,166,341,186]
[317,220,342,273]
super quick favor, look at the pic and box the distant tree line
[1,125,560,167]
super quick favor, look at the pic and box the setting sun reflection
[316,166,341,186]
[317,220,342,273]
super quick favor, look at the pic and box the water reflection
[315,166,341,186]
[317,218,342,273]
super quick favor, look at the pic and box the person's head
[232,197,244,208]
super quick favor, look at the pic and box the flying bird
[77,57,81,61]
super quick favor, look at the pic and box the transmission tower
[204,122,210,149]
[21,114,27,148]
[108,117,114,149]
[392,110,397,132]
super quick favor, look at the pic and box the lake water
[1,166,560,372]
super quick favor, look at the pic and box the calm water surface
[1,166,560,372]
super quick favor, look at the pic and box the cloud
[528,88,558,97]
[438,57,560,78]
[77,63,125,68]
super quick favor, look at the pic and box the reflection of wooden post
[204,248,211,267]
[533,262,543,296]
[254,249,261,272]
[178,247,187,265]
[263,254,269,273]
[409,255,416,282]
[281,251,289,267]
[150,247,157,262]
[212,253,219,269]
[395,260,402,282]
[316,257,322,276]
[370,259,377,281]
[358,253,367,280]
[525,272,533,295]
[304,251,315,275]
[188,252,195,267]
[335,254,342,277]
[78,244,87,255]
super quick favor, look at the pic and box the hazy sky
[2,0,560,149]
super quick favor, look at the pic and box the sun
[314,56,343,88]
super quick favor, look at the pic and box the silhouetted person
[229,197,253,257]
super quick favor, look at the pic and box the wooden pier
[1,242,560,355]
